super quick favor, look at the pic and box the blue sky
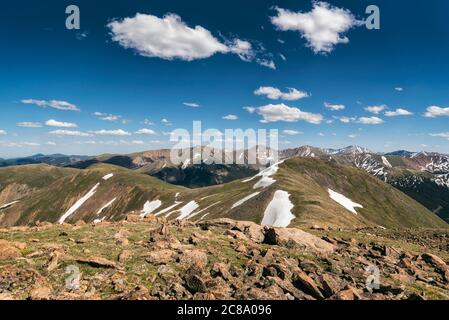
[1,0,449,158]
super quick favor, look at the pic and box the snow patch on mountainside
[261,190,295,228]
[175,201,200,220]
[244,160,285,189]
[59,183,100,224]
[382,156,392,168]
[0,201,19,210]
[102,173,114,181]
[186,201,221,220]
[140,200,162,217]
[154,202,182,217]
[231,192,261,209]
[328,189,363,215]
[97,198,117,215]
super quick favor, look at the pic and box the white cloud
[384,108,413,117]
[135,128,157,135]
[45,119,78,128]
[283,130,304,136]
[256,59,276,70]
[49,130,92,137]
[143,119,154,126]
[94,112,123,122]
[222,114,238,121]
[45,141,57,146]
[243,106,256,114]
[254,86,309,101]
[108,13,253,63]
[17,122,42,128]
[365,105,386,114]
[333,116,356,123]
[254,103,323,124]
[22,142,40,147]
[92,129,131,136]
[395,87,404,92]
[424,106,449,118]
[357,116,384,125]
[161,118,172,126]
[131,140,145,145]
[183,102,200,108]
[0,130,6,135]
[279,53,286,61]
[430,132,449,140]
[348,134,359,138]
[22,99,80,111]
[324,102,345,111]
[271,2,362,54]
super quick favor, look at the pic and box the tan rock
[118,250,132,263]
[29,285,52,300]
[331,286,362,300]
[264,227,334,254]
[76,256,117,268]
[293,270,325,299]
[0,239,22,260]
[0,293,15,300]
[145,249,175,265]
[180,250,208,270]
[47,251,61,272]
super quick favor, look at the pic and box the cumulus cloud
[49,130,92,137]
[45,119,78,128]
[424,106,449,118]
[254,86,309,101]
[324,102,345,111]
[357,116,384,124]
[0,130,6,135]
[183,102,200,108]
[243,106,256,114]
[254,103,323,124]
[384,108,413,117]
[107,12,267,67]
[270,2,362,54]
[17,122,42,128]
[135,128,157,135]
[92,129,131,136]
[21,99,80,111]
[348,133,359,138]
[283,130,304,135]
[93,112,125,122]
[333,116,356,123]
[365,105,386,114]
[161,118,172,126]
[222,114,238,120]
[395,87,404,92]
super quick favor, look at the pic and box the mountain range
[0,145,448,229]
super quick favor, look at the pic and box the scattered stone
[29,285,52,300]
[179,250,208,270]
[0,240,22,260]
[263,227,334,254]
[76,256,117,268]
[145,249,175,265]
[292,270,325,299]
[118,250,131,263]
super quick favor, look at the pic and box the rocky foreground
[0,216,448,300]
